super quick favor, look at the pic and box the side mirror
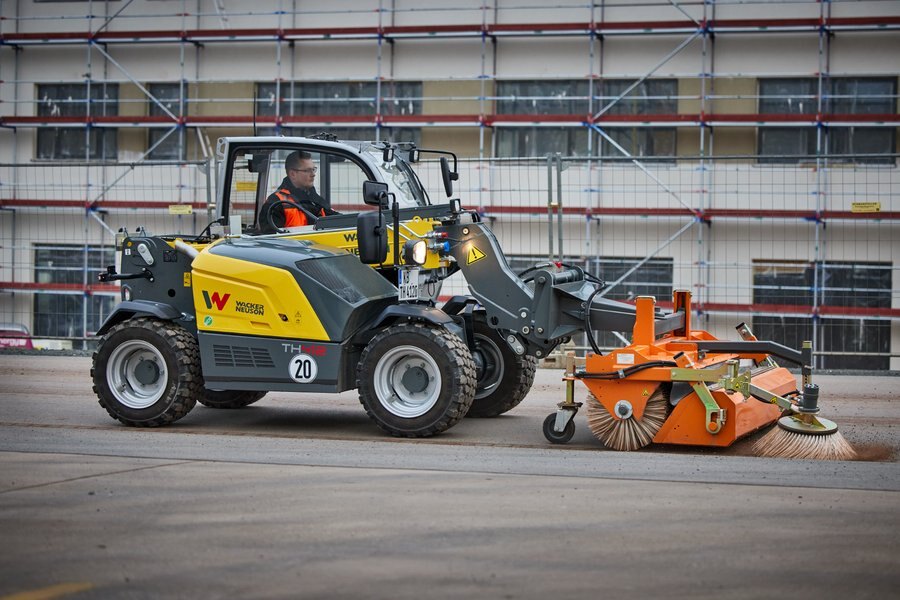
[247,154,269,173]
[440,156,459,198]
[363,180,390,208]
[357,211,388,265]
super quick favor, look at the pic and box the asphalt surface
[1,355,898,599]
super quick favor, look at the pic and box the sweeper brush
[586,388,669,451]
[544,291,856,460]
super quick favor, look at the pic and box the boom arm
[437,222,684,358]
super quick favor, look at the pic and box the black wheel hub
[400,366,430,394]
[134,359,161,385]
[472,350,486,379]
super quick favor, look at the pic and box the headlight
[402,239,427,265]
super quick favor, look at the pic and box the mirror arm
[392,195,401,268]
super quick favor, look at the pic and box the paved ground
[1,355,898,599]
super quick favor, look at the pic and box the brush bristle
[586,388,669,451]
[752,426,857,461]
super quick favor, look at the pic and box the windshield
[362,146,430,207]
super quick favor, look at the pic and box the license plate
[398,268,420,302]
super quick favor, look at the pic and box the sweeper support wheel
[542,413,575,444]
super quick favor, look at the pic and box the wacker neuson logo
[202,291,264,316]
[235,300,265,316]
[202,291,230,310]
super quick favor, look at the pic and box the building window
[827,77,897,164]
[496,80,589,115]
[33,244,116,339]
[595,79,677,159]
[751,260,891,370]
[758,77,896,164]
[147,82,186,160]
[597,79,678,115]
[256,81,422,118]
[493,80,588,157]
[587,256,674,302]
[597,127,676,158]
[36,83,118,160]
[493,79,677,158]
[495,127,589,157]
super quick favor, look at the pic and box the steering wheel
[263,199,319,232]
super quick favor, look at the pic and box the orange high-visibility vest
[274,188,326,227]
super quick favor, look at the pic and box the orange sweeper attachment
[542,291,856,460]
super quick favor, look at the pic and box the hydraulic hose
[575,360,678,380]
[584,286,604,356]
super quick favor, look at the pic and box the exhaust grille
[212,345,275,369]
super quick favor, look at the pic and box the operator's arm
[309,188,339,215]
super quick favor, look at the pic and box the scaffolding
[0,0,898,366]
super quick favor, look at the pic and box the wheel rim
[373,345,441,418]
[106,339,169,409]
[472,333,505,400]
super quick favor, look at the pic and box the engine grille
[212,345,275,369]
[294,258,366,304]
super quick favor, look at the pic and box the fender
[358,303,468,345]
[95,300,190,336]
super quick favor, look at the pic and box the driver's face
[288,158,317,189]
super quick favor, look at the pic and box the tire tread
[357,322,476,438]
[91,318,201,427]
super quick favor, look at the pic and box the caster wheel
[543,413,575,444]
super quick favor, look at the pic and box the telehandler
[92,136,851,458]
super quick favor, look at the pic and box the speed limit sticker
[288,354,319,383]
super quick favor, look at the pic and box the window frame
[36,82,119,161]
[32,243,117,339]
[147,82,186,161]
[757,76,897,164]
[751,259,892,370]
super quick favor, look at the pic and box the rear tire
[91,318,201,427]
[357,322,476,437]
[198,390,267,409]
[466,315,538,418]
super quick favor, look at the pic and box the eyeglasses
[291,167,318,174]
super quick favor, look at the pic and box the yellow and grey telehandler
[92,136,850,458]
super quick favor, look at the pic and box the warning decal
[851,202,881,213]
[466,246,486,265]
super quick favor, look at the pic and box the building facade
[1,0,898,368]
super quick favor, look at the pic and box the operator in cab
[258,150,338,233]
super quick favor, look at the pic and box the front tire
[198,389,267,409]
[357,322,476,437]
[466,315,538,418]
[91,318,201,427]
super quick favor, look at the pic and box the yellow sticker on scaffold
[851,202,881,213]
[236,181,257,192]
[168,204,193,215]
